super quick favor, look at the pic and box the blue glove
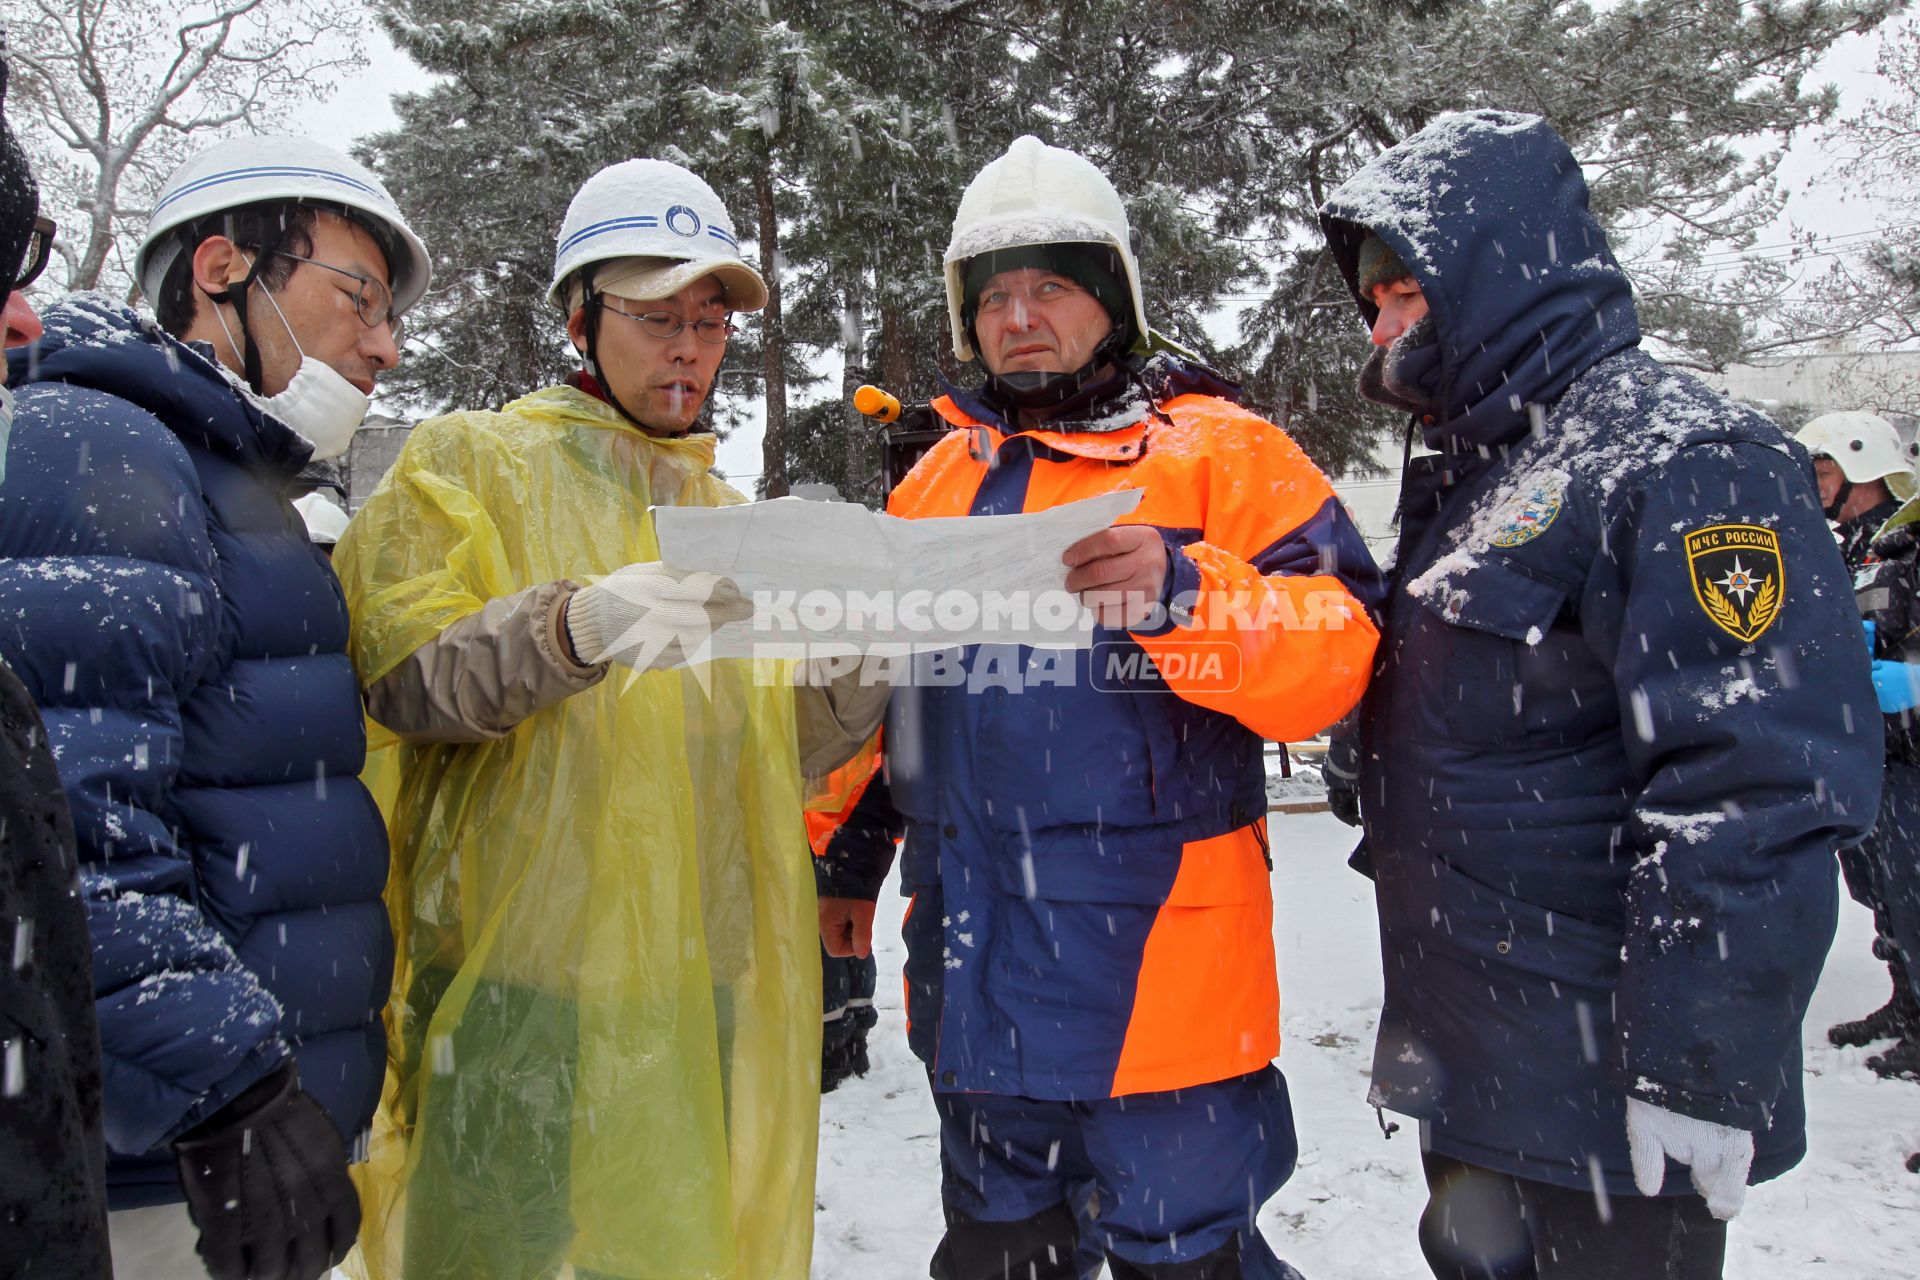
[1867,619,1920,712]
[1872,659,1920,714]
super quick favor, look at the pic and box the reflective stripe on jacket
[832,360,1384,1099]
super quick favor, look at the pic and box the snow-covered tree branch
[3,0,366,294]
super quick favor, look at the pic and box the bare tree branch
[4,0,368,293]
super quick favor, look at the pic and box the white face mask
[0,382,13,486]
[209,255,373,461]
[260,357,370,460]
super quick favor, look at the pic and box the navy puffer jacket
[0,295,391,1208]
[1320,113,1879,1195]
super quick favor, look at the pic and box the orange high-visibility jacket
[818,360,1384,1098]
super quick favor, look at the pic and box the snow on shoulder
[1405,355,1779,608]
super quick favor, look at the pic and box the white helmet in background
[1795,411,1916,501]
[292,491,350,545]
[942,136,1148,362]
[134,136,430,316]
[547,159,766,313]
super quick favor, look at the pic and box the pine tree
[361,0,1899,489]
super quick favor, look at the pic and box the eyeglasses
[273,250,401,335]
[14,216,54,291]
[595,299,737,345]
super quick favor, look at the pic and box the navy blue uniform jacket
[0,296,391,1208]
[1319,112,1879,1195]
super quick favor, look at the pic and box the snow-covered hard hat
[942,136,1148,362]
[548,160,767,313]
[1795,411,1916,501]
[134,135,430,316]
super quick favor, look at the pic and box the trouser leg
[1418,1152,1536,1280]
[1081,1066,1302,1280]
[403,977,578,1280]
[1520,1176,1726,1280]
[1874,764,1920,1008]
[1831,773,1920,1044]
[930,1087,1087,1280]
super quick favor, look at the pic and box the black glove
[172,1060,359,1280]
[1322,715,1364,828]
[1326,782,1361,828]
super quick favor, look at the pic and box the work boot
[1866,1034,1920,1081]
[1828,964,1920,1047]
[819,1035,870,1093]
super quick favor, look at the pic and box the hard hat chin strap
[981,324,1135,415]
[1824,474,1853,522]
[578,264,656,432]
[199,222,289,395]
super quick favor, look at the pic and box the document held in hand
[653,488,1145,654]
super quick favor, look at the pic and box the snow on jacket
[817,356,1385,1099]
[1320,111,1879,1195]
[0,295,391,1208]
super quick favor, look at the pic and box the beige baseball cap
[562,254,767,315]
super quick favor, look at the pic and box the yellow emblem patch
[1684,524,1784,643]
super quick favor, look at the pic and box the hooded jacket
[0,296,391,1208]
[819,355,1385,1100]
[1320,112,1878,1195]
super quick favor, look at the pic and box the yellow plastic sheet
[335,385,819,1280]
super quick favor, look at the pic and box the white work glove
[1625,1096,1753,1220]
[565,563,752,671]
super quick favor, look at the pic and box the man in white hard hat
[814,136,1385,1280]
[0,134,428,1280]
[1809,411,1920,1091]
[333,158,878,1280]
[1795,410,1916,572]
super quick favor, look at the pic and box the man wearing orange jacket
[815,136,1384,1280]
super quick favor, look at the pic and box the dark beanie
[0,49,39,288]
[961,242,1132,335]
[1357,234,1412,295]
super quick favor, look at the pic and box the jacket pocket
[973,650,1165,831]
[1413,560,1570,748]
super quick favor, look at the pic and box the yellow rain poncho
[335,385,819,1280]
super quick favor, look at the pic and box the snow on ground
[812,811,1920,1279]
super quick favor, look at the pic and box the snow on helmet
[134,136,430,316]
[1795,411,1916,500]
[942,136,1148,362]
[548,160,767,313]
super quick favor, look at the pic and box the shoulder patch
[1684,523,1784,643]
[1488,479,1565,548]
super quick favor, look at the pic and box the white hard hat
[942,136,1148,362]
[292,491,350,544]
[548,160,767,313]
[134,136,431,316]
[1796,411,1917,500]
